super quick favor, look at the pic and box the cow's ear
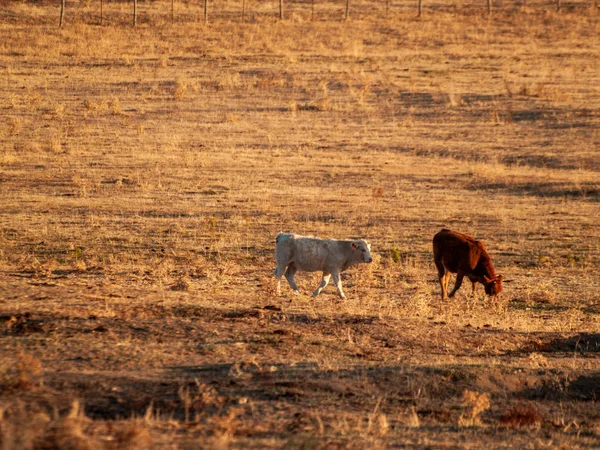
[483,275,492,284]
[351,242,358,251]
[497,275,503,282]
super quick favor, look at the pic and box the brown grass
[1,1,600,448]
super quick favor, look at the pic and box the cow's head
[483,275,503,296]
[352,240,373,263]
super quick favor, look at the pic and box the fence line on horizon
[15,0,597,27]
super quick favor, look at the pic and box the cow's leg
[284,263,300,294]
[313,272,331,297]
[274,262,288,295]
[331,271,346,300]
[448,271,465,298]
[441,271,452,300]
[471,280,478,298]
[435,259,449,299]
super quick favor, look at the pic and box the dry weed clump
[0,151,20,166]
[528,352,549,368]
[458,390,491,427]
[108,97,122,115]
[0,402,52,450]
[173,79,188,101]
[169,275,191,291]
[0,400,153,450]
[110,421,154,450]
[7,117,23,135]
[400,406,420,428]
[178,380,226,423]
[40,401,98,450]
[0,401,95,450]
[49,132,63,153]
[0,351,43,391]
[207,406,244,443]
[499,403,544,428]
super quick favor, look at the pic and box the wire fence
[6,0,597,27]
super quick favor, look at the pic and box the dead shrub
[109,97,122,115]
[0,351,43,391]
[499,403,543,428]
[37,400,96,450]
[402,406,420,428]
[0,400,98,450]
[170,276,191,291]
[458,390,490,427]
[174,80,187,101]
[0,402,51,450]
[1,400,153,450]
[110,421,153,450]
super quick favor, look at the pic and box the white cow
[274,232,373,299]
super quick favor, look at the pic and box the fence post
[59,0,65,27]
[556,0,560,10]
[311,0,314,20]
[417,0,421,16]
[279,0,283,19]
[100,0,103,25]
[133,0,137,26]
[204,0,208,23]
[487,0,491,14]
[171,0,174,23]
[345,0,349,19]
[242,0,245,22]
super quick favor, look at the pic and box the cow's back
[276,233,318,253]
[277,234,350,272]
[291,237,342,271]
[433,229,483,272]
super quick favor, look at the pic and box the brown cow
[433,229,503,300]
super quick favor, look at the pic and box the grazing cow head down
[352,240,373,263]
[483,275,503,296]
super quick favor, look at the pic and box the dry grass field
[1,1,600,448]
